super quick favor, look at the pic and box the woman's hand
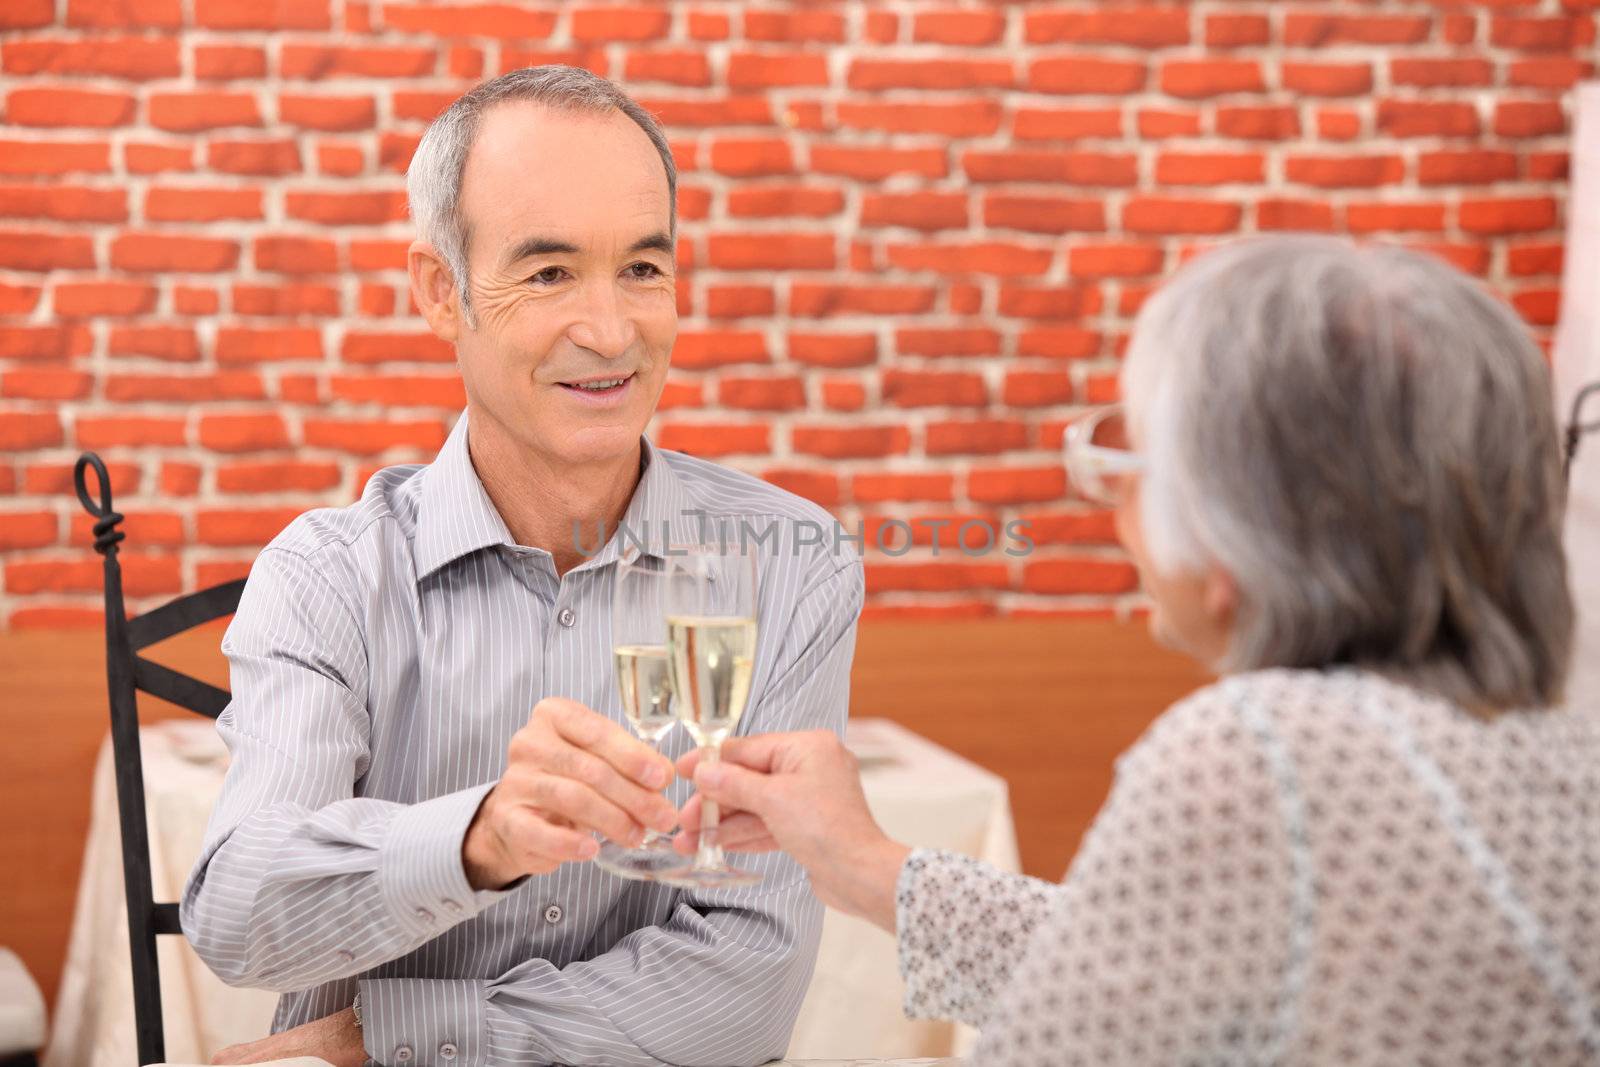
[674,731,911,931]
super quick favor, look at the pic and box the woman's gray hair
[1122,234,1573,711]
[405,65,677,329]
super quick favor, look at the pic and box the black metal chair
[1566,379,1600,483]
[74,451,247,1066]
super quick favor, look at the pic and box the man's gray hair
[405,65,677,329]
[1121,234,1573,711]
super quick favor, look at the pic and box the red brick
[968,466,1068,504]
[786,333,877,367]
[1028,57,1146,95]
[0,283,43,314]
[26,459,139,497]
[706,285,775,318]
[819,378,865,412]
[6,554,181,597]
[1408,243,1491,277]
[963,149,1137,186]
[286,190,406,225]
[633,96,771,127]
[160,461,201,496]
[108,325,199,361]
[195,44,268,80]
[810,145,947,181]
[1285,154,1405,188]
[1377,100,1479,138]
[1215,105,1301,140]
[149,92,262,132]
[208,138,302,176]
[895,329,1001,360]
[790,285,936,318]
[215,461,337,493]
[0,512,58,551]
[1490,14,1595,50]
[281,44,435,79]
[1205,13,1270,47]
[1022,559,1139,595]
[791,425,910,459]
[1512,288,1561,326]
[571,5,670,40]
[653,422,770,458]
[1459,197,1559,234]
[194,0,330,29]
[53,278,156,315]
[1015,510,1119,546]
[280,94,377,131]
[302,418,445,456]
[1002,371,1072,407]
[0,324,91,359]
[983,195,1105,235]
[1068,243,1165,278]
[839,100,1001,138]
[1026,6,1188,45]
[174,285,218,314]
[316,142,364,176]
[145,186,262,222]
[1317,109,1363,140]
[0,413,64,450]
[3,37,180,80]
[727,52,828,89]
[926,418,1029,456]
[6,87,135,128]
[215,326,323,363]
[1160,59,1264,98]
[104,372,266,402]
[341,330,455,363]
[329,374,466,409]
[195,507,305,546]
[913,9,1004,44]
[1,368,93,400]
[707,234,835,271]
[998,284,1100,320]
[198,413,291,453]
[1138,109,1202,139]
[125,143,193,173]
[655,379,702,411]
[1123,197,1242,234]
[75,415,186,448]
[624,49,711,87]
[865,559,1010,595]
[848,59,1013,91]
[0,140,110,176]
[886,241,1053,277]
[687,10,729,40]
[1285,13,1431,45]
[852,472,958,504]
[1508,241,1564,277]
[1012,107,1122,141]
[1155,151,1264,185]
[672,331,770,369]
[4,0,55,26]
[1508,58,1593,90]
[1391,57,1494,87]
[1257,199,1338,232]
[745,9,846,42]
[1418,149,1518,185]
[717,375,806,411]
[0,185,126,222]
[709,138,794,177]
[382,4,556,37]
[1495,101,1566,137]
[1017,327,1102,360]
[860,192,967,231]
[761,469,840,508]
[111,233,239,272]
[1282,62,1374,97]
[254,236,339,274]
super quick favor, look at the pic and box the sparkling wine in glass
[594,554,683,880]
[659,538,763,889]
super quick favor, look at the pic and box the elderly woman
[676,235,1599,1064]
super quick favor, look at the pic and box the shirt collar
[413,408,701,580]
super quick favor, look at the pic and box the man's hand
[463,697,678,890]
[210,1006,363,1065]
[673,732,910,931]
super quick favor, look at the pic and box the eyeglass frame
[1062,404,1144,507]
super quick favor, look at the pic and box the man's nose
[566,280,637,360]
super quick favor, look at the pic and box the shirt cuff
[376,781,509,940]
[360,977,487,1067]
[895,846,963,1020]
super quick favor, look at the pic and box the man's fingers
[502,806,601,866]
[536,697,673,790]
[540,740,677,833]
[524,775,643,847]
[674,813,778,854]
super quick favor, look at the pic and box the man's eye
[529,267,566,285]
[627,262,663,279]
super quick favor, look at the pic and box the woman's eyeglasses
[1063,404,1144,507]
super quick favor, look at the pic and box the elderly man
[181,66,863,1067]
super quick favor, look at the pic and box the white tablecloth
[1556,82,1600,705]
[46,718,1017,1066]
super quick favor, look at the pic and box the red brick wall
[0,2,1589,627]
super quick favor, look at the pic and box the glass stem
[695,743,723,870]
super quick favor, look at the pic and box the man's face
[453,102,676,466]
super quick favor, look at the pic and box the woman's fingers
[674,812,777,853]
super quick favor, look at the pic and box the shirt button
[439,1042,459,1061]
[544,903,564,925]
[415,907,434,924]
[393,1046,414,1063]
[442,899,462,915]
[337,949,355,963]
[557,607,576,628]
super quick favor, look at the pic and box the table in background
[44,718,1017,1066]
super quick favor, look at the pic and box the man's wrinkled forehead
[458,102,672,262]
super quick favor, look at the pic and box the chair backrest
[74,452,246,1067]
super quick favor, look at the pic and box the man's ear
[408,239,463,342]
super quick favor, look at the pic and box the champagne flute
[594,554,683,880]
[658,535,762,889]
